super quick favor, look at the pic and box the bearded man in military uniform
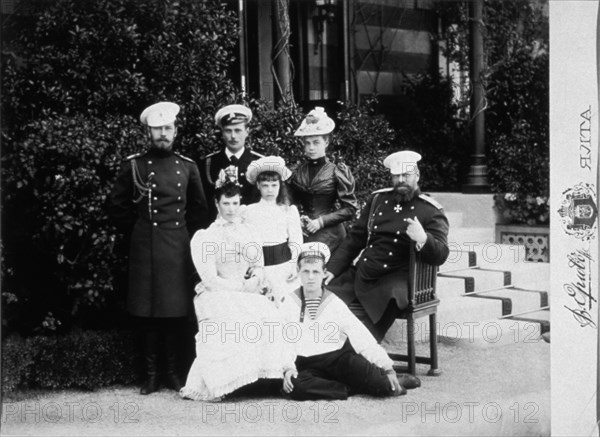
[325,151,450,343]
[107,102,208,395]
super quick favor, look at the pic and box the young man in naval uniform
[324,150,450,348]
[107,102,208,395]
[198,104,263,227]
[281,242,420,400]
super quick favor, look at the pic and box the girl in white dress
[180,177,295,402]
[243,156,303,303]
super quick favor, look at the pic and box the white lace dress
[179,216,295,401]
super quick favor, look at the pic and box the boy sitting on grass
[280,242,420,400]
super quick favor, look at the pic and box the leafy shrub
[2,0,238,156]
[2,330,137,394]
[390,74,470,192]
[332,98,398,207]
[438,0,549,222]
[1,114,143,335]
[1,0,239,334]
[246,97,399,211]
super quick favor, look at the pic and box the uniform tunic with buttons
[326,188,449,324]
[107,149,208,318]
[199,148,263,228]
[288,158,358,254]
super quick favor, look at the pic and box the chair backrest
[407,242,439,308]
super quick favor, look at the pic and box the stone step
[508,262,551,291]
[437,317,548,346]
[387,312,547,346]
[436,275,470,299]
[437,294,505,329]
[438,268,511,294]
[466,286,548,316]
[501,308,550,334]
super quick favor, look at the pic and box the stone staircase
[386,193,550,346]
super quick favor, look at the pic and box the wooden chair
[388,243,441,376]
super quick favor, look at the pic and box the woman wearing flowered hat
[180,174,294,402]
[288,107,359,254]
[243,156,303,302]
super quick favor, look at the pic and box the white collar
[225,148,245,160]
[214,215,243,226]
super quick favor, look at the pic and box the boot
[140,329,160,395]
[163,329,183,392]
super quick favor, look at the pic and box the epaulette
[174,152,195,163]
[124,152,143,160]
[250,150,265,158]
[203,151,219,160]
[419,193,443,210]
[372,187,393,194]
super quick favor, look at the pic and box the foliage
[1,0,238,156]
[248,98,306,167]
[437,0,549,224]
[391,74,470,192]
[494,192,549,226]
[2,330,137,394]
[1,114,142,335]
[246,97,400,209]
[1,0,239,335]
[332,98,398,207]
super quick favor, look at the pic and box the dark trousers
[290,341,393,401]
[349,300,401,343]
[133,316,191,377]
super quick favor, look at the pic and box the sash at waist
[263,241,291,266]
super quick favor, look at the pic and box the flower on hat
[215,165,242,189]
[294,107,335,137]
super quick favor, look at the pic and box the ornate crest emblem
[557,182,598,240]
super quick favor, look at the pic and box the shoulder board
[419,193,443,209]
[250,150,265,158]
[174,152,195,163]
[202,151,219,160]
[124,152,143,160]
[372,188,393,194]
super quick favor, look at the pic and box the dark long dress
[288,157,358,254]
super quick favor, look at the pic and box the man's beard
[393,184,417,203]
[151,138,173,151]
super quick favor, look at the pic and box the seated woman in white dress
[180,177,295,402]
[243,156,304,302]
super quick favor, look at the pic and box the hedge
[2,330,137,394]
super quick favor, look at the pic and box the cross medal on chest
[394,204,402,213]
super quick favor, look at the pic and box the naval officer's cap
[215,104,253,128]
[140,102,180,127]
[383,150,422,175]
[298,242,331,264]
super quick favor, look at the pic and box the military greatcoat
[326,188,449,324]
[107,149,208,318]
[199,148,263,227]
